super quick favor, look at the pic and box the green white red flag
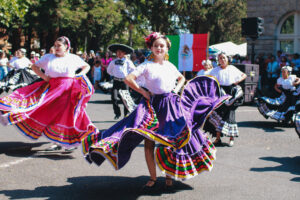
[167,33,208,72]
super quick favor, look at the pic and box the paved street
[0,90,299,200]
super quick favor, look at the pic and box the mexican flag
[167,33,208,72]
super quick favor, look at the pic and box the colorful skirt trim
[156,132,216,180]
[0,75,97,146]
[82,76,229,180]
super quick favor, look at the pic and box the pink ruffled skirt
[0,75,97,147]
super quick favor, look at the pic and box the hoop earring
[148,52,155,61]
[165,53,169,61]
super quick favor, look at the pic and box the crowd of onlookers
[74,49,147,89]
[2,46,300,98]
[0,47,148,90]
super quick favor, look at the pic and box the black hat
[108,44,134,54]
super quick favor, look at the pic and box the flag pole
[207,32,210,60]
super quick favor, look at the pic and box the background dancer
[196,59,213,76]
[82,32,230,190]
[107,44,136,119]
[0,48,39,94]
[204,52,247,147]
[256,66,300,125]
[0,36,97,152]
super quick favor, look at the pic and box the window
[280,15,294,34]
[280,40,294,54]
[277,13,300,54]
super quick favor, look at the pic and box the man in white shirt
[107,44,135,119]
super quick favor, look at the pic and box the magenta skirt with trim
[0,75,97,147]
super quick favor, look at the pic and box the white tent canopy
[210,41,247,57]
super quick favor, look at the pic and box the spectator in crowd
[0,50,9,80]
[131,52,139,66]
[76,50,83,57]
[137,51,146,64]
[81,52,88,62]
[242,55,251,64]
[87,50,96,83]
[255,53,266,91]
[276,50,283,63]
[92,60,102,90]
[101,51,113,82]
[267,55,280,92]
[231,54,241,64]
[49,46,55,54]
[40,49,46,57]
[279,56,290,70]
[292,53,300,76]
[35,53,40,60]
[30,51,38,64]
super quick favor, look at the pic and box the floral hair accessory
[144,32,171,49]
[145,32,161,48]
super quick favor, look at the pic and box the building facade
[247,0,300,56]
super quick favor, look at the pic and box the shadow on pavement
[0,175,193,200]
[0,142,74,160]
[250,156,300,182]
[88,100,111,104]
[92,120,118,123]
[0,142,47,154]
[238,121,286,132]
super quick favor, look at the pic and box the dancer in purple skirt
[82,32,230,190]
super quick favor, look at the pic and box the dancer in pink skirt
[0,36,97,152]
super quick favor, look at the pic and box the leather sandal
[142,179,157,189]
[165,177,173,188]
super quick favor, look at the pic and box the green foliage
[0,0,32,27]
[2,0,247,52]
[174,0,247,44]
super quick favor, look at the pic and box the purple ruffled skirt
[82,76,230,180]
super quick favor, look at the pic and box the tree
[174,0,247,44]
[0,0,32,27]
[0,0,33,51]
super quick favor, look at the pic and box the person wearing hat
[40,49,46,57]
[0,48,39,94]
[30,51,38,63]
[256,65,300,125]
[107,43,136,120]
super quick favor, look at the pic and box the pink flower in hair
[145,32,162,48]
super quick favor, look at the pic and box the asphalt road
[0,90,299,200]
